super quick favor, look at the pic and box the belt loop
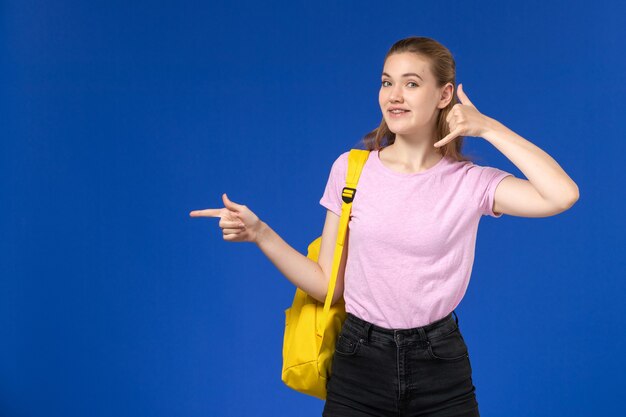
[362,322,372,343]
[453,310,459,326]
[418,327,428,343]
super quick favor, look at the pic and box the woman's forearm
[482,117,579,208]
[254,221,328,303]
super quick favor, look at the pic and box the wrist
[481,116,506,140]
[254,221,269,246]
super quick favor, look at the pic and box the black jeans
[322,311,480,417]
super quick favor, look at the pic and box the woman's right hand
[189,193,264,243]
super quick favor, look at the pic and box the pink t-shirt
[319,148,513,329]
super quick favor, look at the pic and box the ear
[438,83,454,109]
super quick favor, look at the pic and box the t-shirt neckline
[374,148,448,178]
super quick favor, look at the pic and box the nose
[389,85,403,103]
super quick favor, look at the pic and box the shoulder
[437,157,474,178]
[328,150,351,172]
[336,150,351,164]
[452,158,504,179]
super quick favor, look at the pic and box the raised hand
[434,83,492,148]
[189,193,263,243]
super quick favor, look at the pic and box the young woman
[190,36,579,416]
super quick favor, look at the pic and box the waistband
[342,311,460,347]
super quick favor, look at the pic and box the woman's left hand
[433,83,493,148]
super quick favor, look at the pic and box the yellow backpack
[281,149,370,400]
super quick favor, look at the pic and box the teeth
[391,110,407,113]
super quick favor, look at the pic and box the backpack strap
[323,149,370,315]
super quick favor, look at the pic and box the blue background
[2,0,624,416]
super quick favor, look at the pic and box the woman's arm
[481,117,579,217]
[190,193,333,302]
[254,221,328,302]
[255,210,348,306]
[434,83,579,217]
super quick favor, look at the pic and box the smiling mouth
[388,110,410,117]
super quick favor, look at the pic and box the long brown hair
[358,36,474,163]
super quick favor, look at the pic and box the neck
[382,137,443,169]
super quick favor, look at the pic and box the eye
[380,80,419,87]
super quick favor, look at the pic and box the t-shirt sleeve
[472,164,514,218]
[319,151,350,216]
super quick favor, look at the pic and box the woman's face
[379,52,450,137]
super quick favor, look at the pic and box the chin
[387,126,415,135]
[386,121,425,135]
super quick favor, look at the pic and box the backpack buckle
[342,187,357,203]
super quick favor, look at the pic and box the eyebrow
[381,72,423,81]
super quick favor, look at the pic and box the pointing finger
[189,208,222,217]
